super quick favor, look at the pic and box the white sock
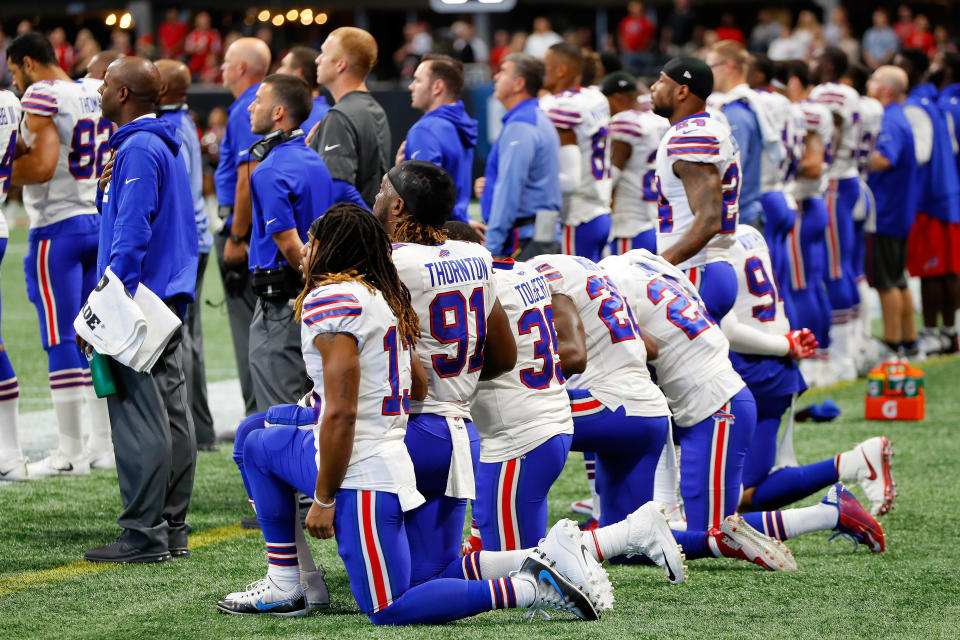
[510,575,536,608]
[0,378,21,460]
[476,549,528,579]
[294,524,317,572]
[836,449,861,483]
[50,385,84,458]
[584,519,629,562]
[653,444,680,509]
[266,541,300,590]
[779,503,839,539]
[268,564,301,591]
[83,385,112,453]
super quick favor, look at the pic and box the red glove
[785,329,818,359]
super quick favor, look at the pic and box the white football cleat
[708,515,797,571]
[538,518,614,611]
[88,448,116,470]
[217,576,308,617]
[840,436,896,516]
[26,450,90,478]
[0,454,28,482]
[512,551,600,621]
[619,502,686,584]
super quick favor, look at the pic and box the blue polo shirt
[867,102,919,239]
[481,97,561,256]
[938,83,960,181]
[722,100,763,224]
[214,83,260,209]
[248,133,336,271]
[907,83,960,223]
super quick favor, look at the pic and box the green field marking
[0,523,258,598]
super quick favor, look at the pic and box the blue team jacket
[98,116,198,304]
[404,101,478,223]
[938,84,960,181]
[907,83,960,223]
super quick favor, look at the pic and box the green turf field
[2,353,960,638]
[1,226,237,412]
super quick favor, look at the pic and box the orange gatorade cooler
[865,360,925,421]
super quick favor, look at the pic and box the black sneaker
[84,538,172,564]
[240,516,261,530]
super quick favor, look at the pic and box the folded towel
[74,267,146,358]
[74,268,181,373]
[445,416,475,500]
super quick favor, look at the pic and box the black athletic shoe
[513,551,600,621]
[196,441,220,452]
[169,547,190,558]
[240,516,261,530]
[84,538,172,564]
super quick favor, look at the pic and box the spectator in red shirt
[186,11,222,79]
[904,15,935,58]
[619,1,655,74]
[715,12,745,45]
[894,4,915,45]
[489,29,510,72]
[159,8,189,59]
[49,27,74,74]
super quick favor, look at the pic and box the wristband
[229,234,244,244]
[313,493,335,509]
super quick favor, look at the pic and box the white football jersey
[754,88,795,192]
[655,111,741,269]
[608,108,669,238]
[20,78,107,228]
[790,101,835,201]
[526,254,669,417]
[393,240,496,419]
[728,225,790,335]
[857,96,884,179]
[601,251,744,427]
[0,89,21,236]
[541,87,612,226]
[471,260,573,463]
[300,280,421,506]
[809,82,860,179]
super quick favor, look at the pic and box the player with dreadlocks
[221,203,607,623]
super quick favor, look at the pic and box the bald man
[156,59,216,451]
[85,50,124,81]
[308,27,389,206]
[865,65,921,357]
[83,56,199,564]
[213,37,271,420]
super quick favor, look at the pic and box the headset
[248,128,304,162]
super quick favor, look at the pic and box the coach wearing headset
[244,74,341,411]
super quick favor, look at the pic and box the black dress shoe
[84,538,172,564]
[197,441,220,452]
[169,547,190,558]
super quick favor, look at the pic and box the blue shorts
[24,219,99,349]
[684,260,738,323]
[568,388,668,526]
[473,433,571,551]
[403,413,480,586]
[562,214,611,263]
[609,229,656,256]
[674,386,756,531]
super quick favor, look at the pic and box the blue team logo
[439,249,451,258]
